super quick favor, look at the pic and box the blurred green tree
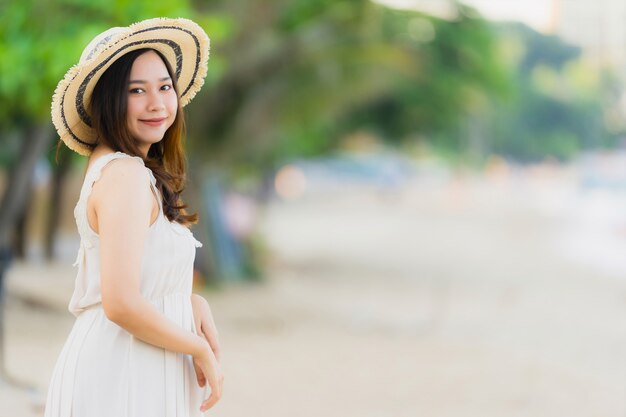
[0,0,203,383]
[325,4,511,156]
[4,0,617,285]
[0,0,196,261]
[181,1,513,281]
[487,22,623,161]
[0,0,524,282]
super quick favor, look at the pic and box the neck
[93,144,114,155]
[138,145,149,159]
[93,143,148,159]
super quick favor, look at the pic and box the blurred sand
[2,170,625,417]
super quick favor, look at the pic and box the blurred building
[553,0,626,72]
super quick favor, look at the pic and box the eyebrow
[129,77,172,84]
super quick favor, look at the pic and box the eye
[129,88,144,94]
[161,84,173,91]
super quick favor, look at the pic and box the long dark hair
[87,48,198,226]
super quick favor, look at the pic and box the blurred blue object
[288,151,416,191]
[202,176,245,281]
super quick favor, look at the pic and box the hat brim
[51,18,210,156]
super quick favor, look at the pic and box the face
[126,50,178,152]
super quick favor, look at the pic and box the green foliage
[185,1,516,175]
[332,6,511,148]
[277,0,365,32]
[0,0,195,126]
[485,22,622,161]
[1,0,620,166]
[511,23,580,73]
[185,0,407,169]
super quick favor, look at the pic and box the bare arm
[191,293,221,360]
[190,293,221,390]
[94,159,205,356]
[93,158,222,410]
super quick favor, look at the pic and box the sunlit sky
[374,0,555,32]
[463,0,554,32]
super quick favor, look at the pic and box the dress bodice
[69,151,203,316]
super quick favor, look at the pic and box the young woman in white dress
[45,18,224,416]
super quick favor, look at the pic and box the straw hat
[51,17,210,156]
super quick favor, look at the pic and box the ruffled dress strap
[72,152,161,267]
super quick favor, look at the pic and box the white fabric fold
[44,152,207,417]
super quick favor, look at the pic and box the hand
[191,294,222,388]
[192,338,224,412]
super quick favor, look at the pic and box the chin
[145,138,164,147]
[134,131,165,143]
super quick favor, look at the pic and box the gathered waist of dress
[73,291,194,316]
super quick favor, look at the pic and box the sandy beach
[2,166,625,416]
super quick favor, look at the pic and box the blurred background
[1,0,625,416]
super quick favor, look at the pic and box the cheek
[166,98,178,121]
[126,99,140,122]
[167,95,178,114]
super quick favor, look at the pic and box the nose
[147,90,165,112]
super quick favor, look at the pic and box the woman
[45,18,223,416]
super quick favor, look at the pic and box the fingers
[200,372,224,412]
[200,393,219,412]
[193,361,206,387]
[191,295,224,410]
[197,351,224,412]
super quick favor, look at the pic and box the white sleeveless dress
[44,152,208,417]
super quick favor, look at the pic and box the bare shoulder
[91,157,151,207]
[99,156,148,181]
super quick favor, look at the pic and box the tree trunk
[0,122,52,380]
[186,161,216,284]
[45,146,73,260]
[12,182,33,259]
[0,123,53,248]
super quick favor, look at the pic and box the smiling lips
[140,117,167,126]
